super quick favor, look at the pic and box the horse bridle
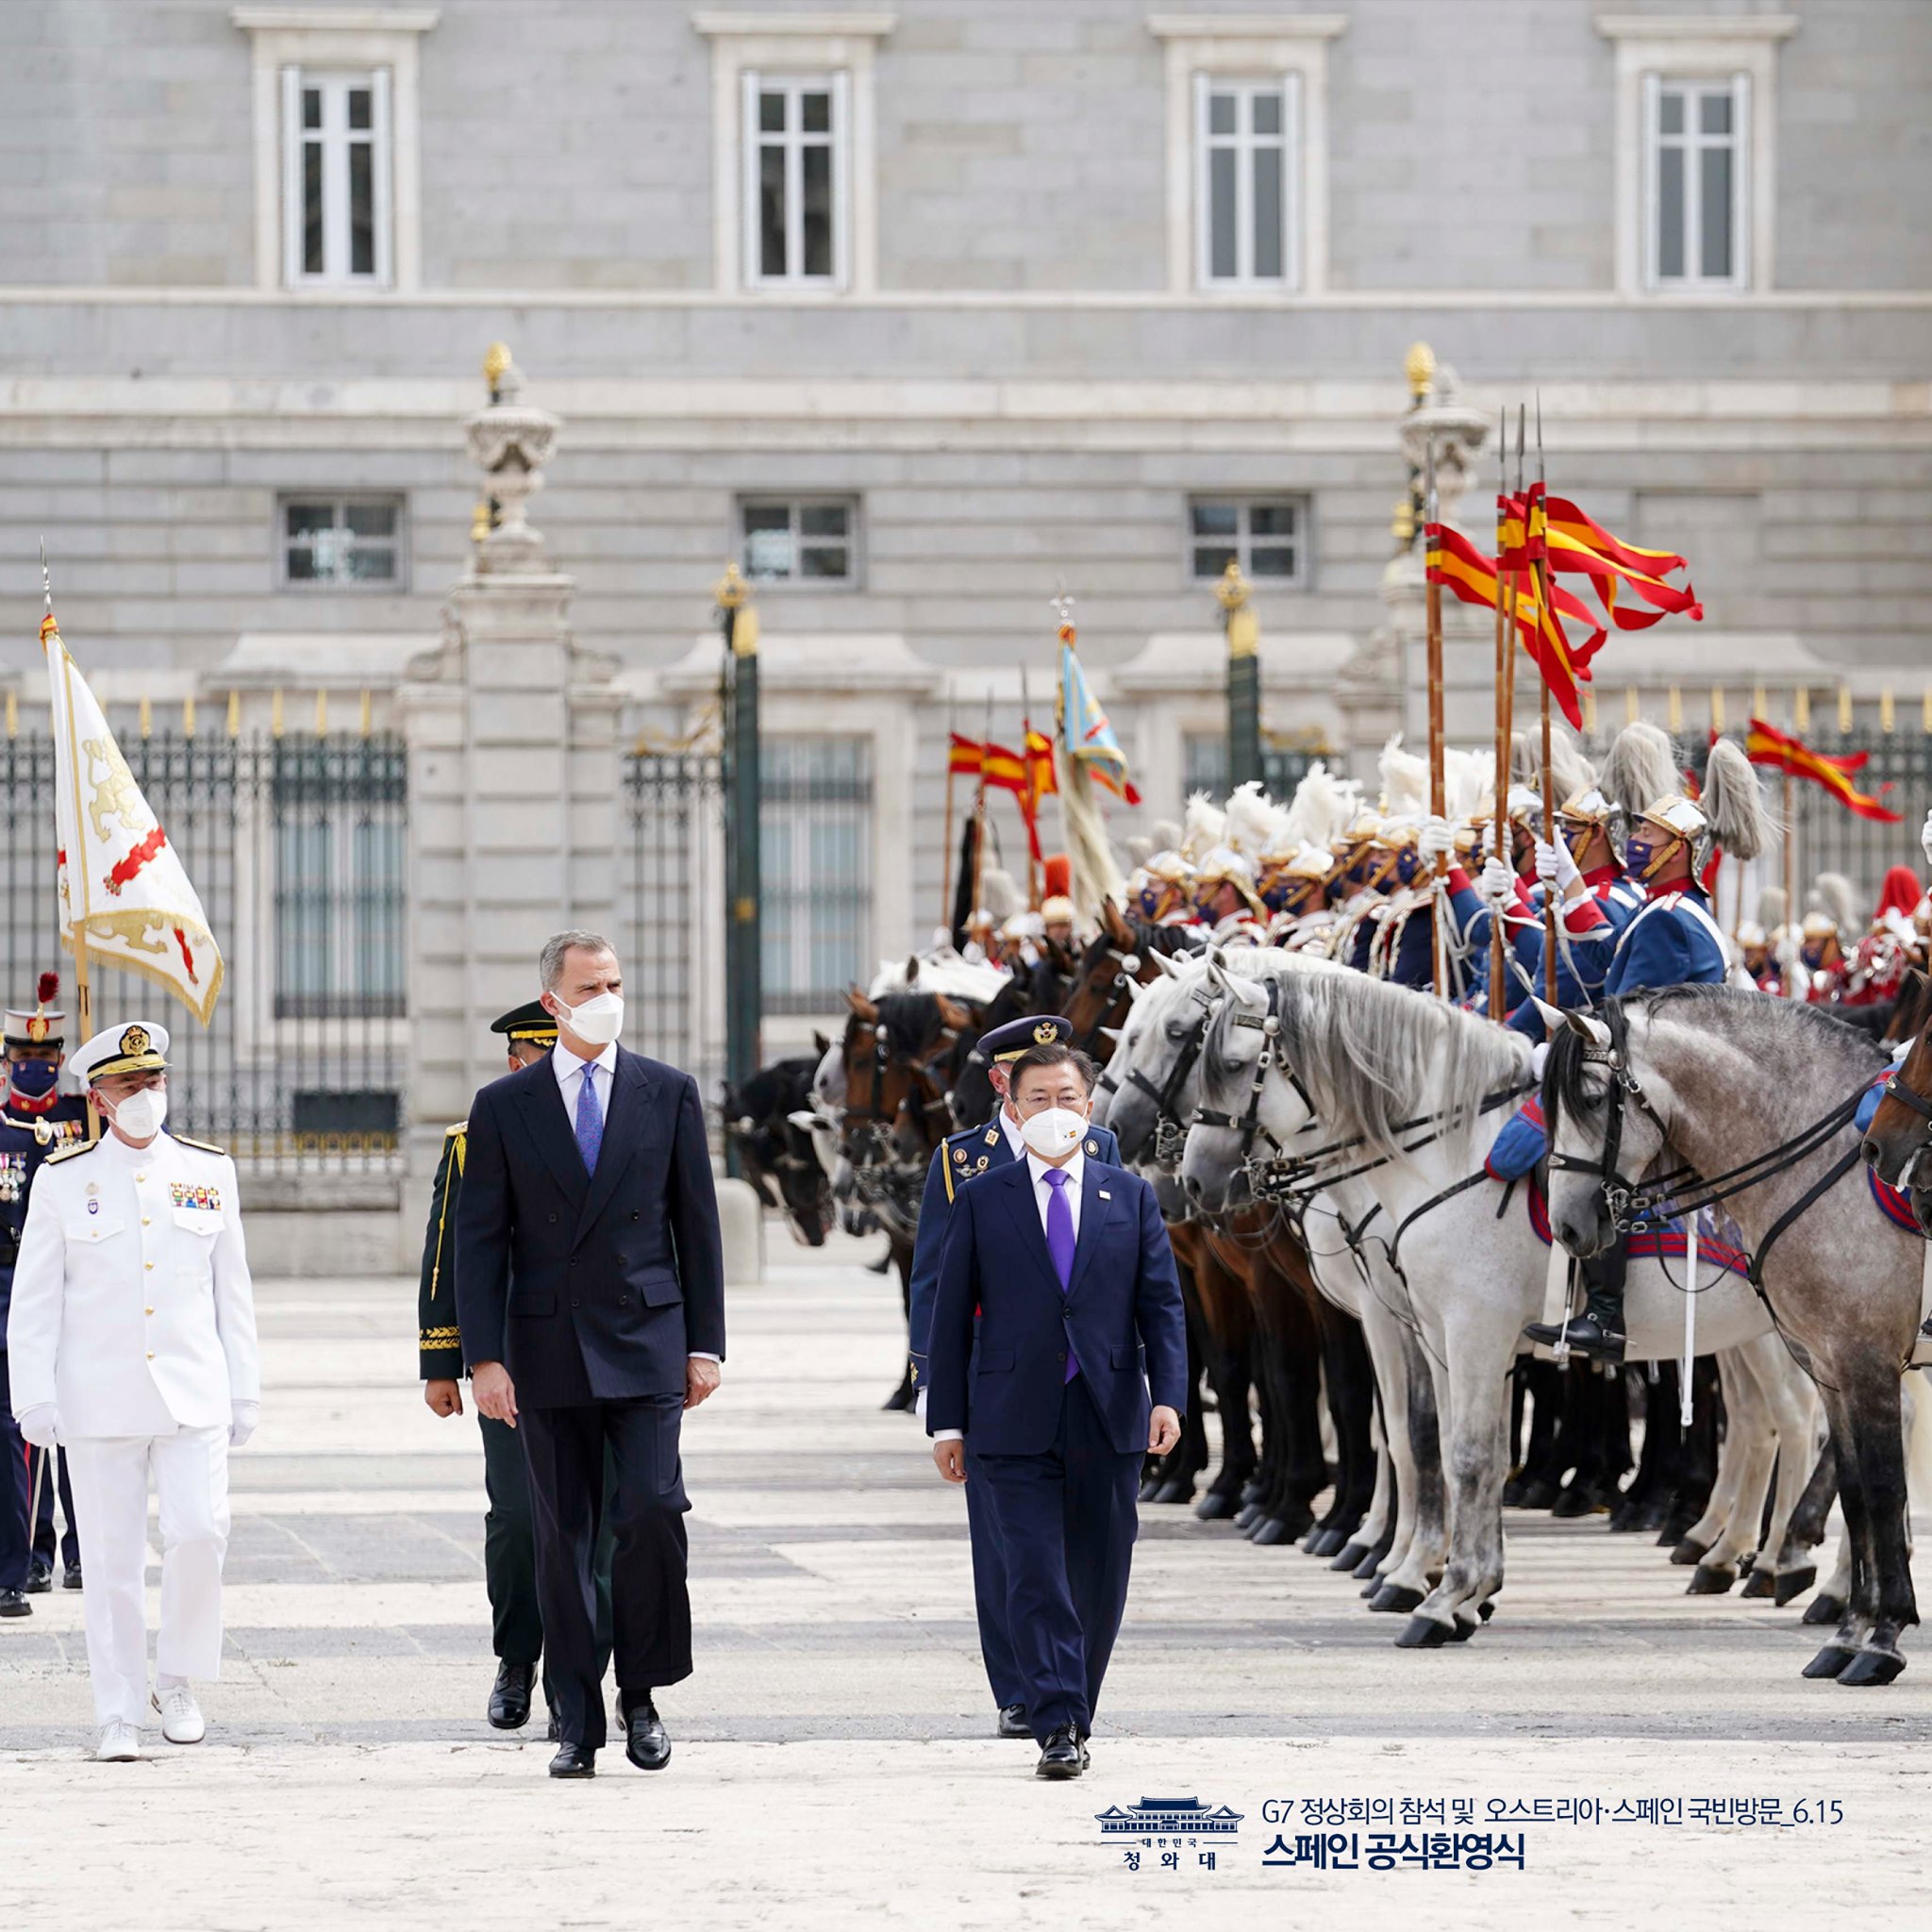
[1069,943,1142,1058]
[841,1021,956,1172]
[1122,979,1219,1166]
[1188,977,1318,1162]
[1541,1005,1673,1233]
[1878,1056,1932,1188]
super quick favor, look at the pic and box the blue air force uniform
[905,1014,1119,1723]
[0,985,90,1607]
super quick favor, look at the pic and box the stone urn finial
[464,345,560,575]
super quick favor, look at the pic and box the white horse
[1180,963,1782,1646]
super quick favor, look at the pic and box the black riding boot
[1524,1234,1627,1363]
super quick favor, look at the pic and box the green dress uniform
[419,1030,617,1713]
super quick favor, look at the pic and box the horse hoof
[1800,1643,1858,1680]
[1394,1614,1455,1650]
[1838,1649,1907,1688]
[1501,1476,1527,1507]
[1368,1583,1424,1614]
[1231,1504,1258,1530]
[1248,1516,1292,1547]
[1800,1593,1845,1627]
[1514,1478,1558,1511]
[1550,1484,1607,1520]
[1774,1566,1818,1608]
[1193,1491,1241,1523]
[1137,1476,1161,1502]
[1150,1479,1194,1507]
[1607,1503,1645,1534]
[1444,1616,1479,1642]
[1686,1565,1736,1596]
[1329,1541,1369,1573]
[1304,1527,1344,1558]
[1352,1548,1384,1581]
[1739,1568,1776,1600]
[1477,1599,1495,1623]
[1669,1536,1711,1567]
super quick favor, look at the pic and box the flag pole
[1533,397,1560,1006]
[1019,663,1041,910]
[1783,767,1798,998]
[939,691,958,935]
[970,686,991,930]
[1491,411,1521,1021]
[41,541,95,1141]
[1423,442,1448,999]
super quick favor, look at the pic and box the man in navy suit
[925,1042,1187,1779]
[457,930,725,1780]
[905,1013,1122,1741]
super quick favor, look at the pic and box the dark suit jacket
[455,1046,726,1407]
[924,1156,1187,1457]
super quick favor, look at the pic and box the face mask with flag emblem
[1019,1107,1087,1160]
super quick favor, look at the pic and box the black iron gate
[0,728,407,1167]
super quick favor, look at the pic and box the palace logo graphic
[1094,1796,1243,1841]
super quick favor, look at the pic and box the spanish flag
[950,733,1048,859]
[1424,521,1605,729]
[1744,717,1902,823]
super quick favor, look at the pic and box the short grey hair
[540,929,618,991]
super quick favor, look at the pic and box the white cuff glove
[1920,807,1932,869]
[1775,935,1801,968]
[1478,858,1517,909]
[1535,839,1581,891]
[229,1400,259,1450]
[17,1405,59,1449]
[1418,815,1455,866]
[914,1387,928,1424]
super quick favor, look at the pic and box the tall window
[279,496,405,589]
[1189,497,1306,585]
[740,497,857,585]
[760,739,872,1013]
[1195,75,1298,289]
[742,73,847,289]
[1646,75,1747,290]
[281,68,391,287]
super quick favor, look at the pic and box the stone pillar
[397,349,621,1180]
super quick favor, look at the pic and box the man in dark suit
[905,1012,1121,1741]
[457,931,725,1780]
[925,1042,1187,1780]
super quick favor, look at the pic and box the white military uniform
[5,1023,258,1731]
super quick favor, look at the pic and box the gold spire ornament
[1216,558,1259,658]
[1404,341,1436,402]
[482,341,512,398]
[714,561,758,656]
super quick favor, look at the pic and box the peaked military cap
[73,1019,170,1083]
[4,971,65,1049]
[491,998,559,1048]
[981,1012,1074,1062]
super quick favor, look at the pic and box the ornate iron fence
[1182,732,1326,810]
[0,729,407,1168]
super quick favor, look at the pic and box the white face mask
[1019,1106,1087,1160]
[554,991,624,1048]
[102,1086,167,1141]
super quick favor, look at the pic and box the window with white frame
[281,68,391,286]
[1646,74,1748,289]
[1195,75,1299,288]
[740,497,857,585]
[742,73,847,288]
[279,495,406,589]
[1189,497,1306,585]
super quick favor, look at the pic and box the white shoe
[152,1685,206,1744]
[95,1722,141,1762]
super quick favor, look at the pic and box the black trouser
[479,1412,615,1706]
[0,1351,29,1591]
[1581,1230,1629,1329]
[32,1445,78,1572]
[519,1394,692,1752]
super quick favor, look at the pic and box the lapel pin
[1097,1190,1111,1200]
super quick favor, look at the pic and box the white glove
[914,1387,928,1425]
[229,1400,259,1450]
[1530,1041,1551,1082]
[1418,815,1456,866]
[1477,858,1517,909]
[1775,934,1801,969]
[1535,838,1581,892]
[1921,807,1932,869]
[17,1405,59,1449]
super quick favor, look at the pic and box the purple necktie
[1043,1167,1078,1383]
[575,1062,603,1176]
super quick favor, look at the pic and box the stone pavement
[2,1231,1929,1930]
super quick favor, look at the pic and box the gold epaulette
[444,1121,467,1140]
[172,1135,226,1156]
[47,1138,98,1164]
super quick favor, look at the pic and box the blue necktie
[575,1062,603,1176]
[1043,1167,1078,1383]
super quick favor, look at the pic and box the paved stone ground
[3,1231,1929,1929]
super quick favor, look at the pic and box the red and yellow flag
[1425,521,1604,729]
[950,732,1054,859]
[1744,718,1901,823]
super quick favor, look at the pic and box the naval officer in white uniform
[5,1021,258,1762]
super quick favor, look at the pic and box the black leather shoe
[61,1562,82,1591]
[1522,1314,1625,1364]
[545,1709,560,1743]
[621,1693,671,1772]
[0,1589,28,1618]
[996,1704,1030,1740]
[1036,1724,1084,1779]
[25,1561,51,1595]
[487,1659,536,1730]
[548,1743,595,1778]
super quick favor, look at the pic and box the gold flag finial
[715,559,748,611]
[1216,558,1258,658]
[470,498,491,545]
[1404,341,1436,401]
[714,561,758,656]
[482,341,512,393]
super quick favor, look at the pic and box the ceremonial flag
[42,613,225,1023]
[948,733,1052,863]
[1051,612,1129,910]
[1744,716,1902,823]
[1424,522,1604,729]
[1057,630,1141,806]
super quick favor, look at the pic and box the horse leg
[1196,1332,1257,1521]
[1625,1360,1682,1534]
[1510,1359,1565,1509]
[1660,1357,1722,1543]
[1746,1344,1820,1604]
[881,1237,918,1410]
[1836,1367,1916,1686]
[1307,1310,1374,1556]
[1146,1287,1210,1503]
[1342,1293,1411,1576]
[1689,1347,1776,1594]
[1553,1361,1625,1518]
[1675,1349,1748,1568]
[1802,1384,1874,1678]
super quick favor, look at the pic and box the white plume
[1377,735,1428,817]
[1223,780,1289,860]
[1442,746,1493,823]
[1283,761,1359,849]
[1180,791,1226,862]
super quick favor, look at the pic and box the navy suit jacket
[924,1156,1188,1457]
[906,1112,1120,1390]
[455,1046,726,1407]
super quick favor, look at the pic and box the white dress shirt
[933,1148,1084,1442]
[550,1040,718,1366]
